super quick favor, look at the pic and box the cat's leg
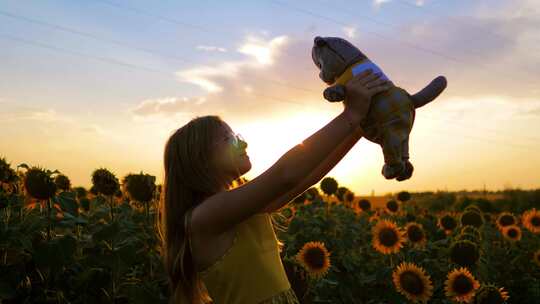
[323,84,346,102]
[381,131,405,179]
[396,138,414,181]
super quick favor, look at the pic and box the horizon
[1,0,539,194]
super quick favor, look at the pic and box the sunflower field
[1,156,539,303]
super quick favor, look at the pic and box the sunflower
[392,262,433,303]
[522,208,540,234]
[533,250,540,267]
[495,212,516,231]
[295,241,331,279]
[372,220,405,254]
[450,240,480,268]
[386,200,399,213]
[464,205,482,214]
[460,211,484,228]
[438,213,458,234]
[457,233,480,244]
[473,284,509,304]
[23,167,57,200]
[405,222,427,247]
[444,267,480,303]
[501,225,522,242]
[368,213,379,223]
[358,199,371,211]
[459,226,481,243]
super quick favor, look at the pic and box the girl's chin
[239,160,251,174]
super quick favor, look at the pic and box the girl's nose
[238,139,247,150]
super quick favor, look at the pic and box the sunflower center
[359,200,371,211]
[400,271,424,295]
[304,248,325,269]
[450,241,480,267]
[507,228,518,238]
[407,225,424,243]
[478,289,504,304]
[499,215,514,226]
[461,212,483,228]
[531,216,540,227]
[387,200,398,212]
[441,216,457,230]
[452,274,473,295]
[379,228,399,247]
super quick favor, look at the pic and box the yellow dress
[185,208,300,304]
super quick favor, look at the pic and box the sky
[1,0,539,195]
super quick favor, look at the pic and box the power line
[93,0,312,69]
[0,33,324,110]
[0,33,171,75]
[0,10,319,95]
[394,0,533,50]
[89,1,538,144]
[2,32,537,151]
[268,0,536,88]
[422,114,540,142]
[308,0,507,63]
[269,0,462,63]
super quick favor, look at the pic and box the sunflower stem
[108,194,116,302]
[47,198,52,241]
[109,195,114,222]
[145,200,149,224]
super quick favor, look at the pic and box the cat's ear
[314,36,326,47]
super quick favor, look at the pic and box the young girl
[157,69,391,304]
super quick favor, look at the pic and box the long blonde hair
[157,115,234,304]
[156,115,289,304]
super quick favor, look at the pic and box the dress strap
[184,206,195,257]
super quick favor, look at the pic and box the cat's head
[311,36,367,84]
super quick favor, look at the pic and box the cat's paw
[382,162,405,180]
[396,160,414,181]
[323,85,346,102]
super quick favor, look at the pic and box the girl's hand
[343,69,393,122]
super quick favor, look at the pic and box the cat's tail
[410,76,447,109]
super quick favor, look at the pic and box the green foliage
[1,164,539,303]
[0,157,18,183]
[0,166,167,303]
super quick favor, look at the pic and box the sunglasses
[215,132,245,149]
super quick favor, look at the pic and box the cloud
[237,35,288,65]
[131,1,540,124]
[342,26,357,39]
[373,0,391,9]
[0,101,119,142]
[0,102,74,124]
[525,107,540,116]
[80,124,107,135]
[130,96,209,119]
[196,45,227,52]
[175,35,289,93]
[131,34,322,122]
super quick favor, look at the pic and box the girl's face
[210,123,251,182]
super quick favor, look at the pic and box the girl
[157,69,391,304]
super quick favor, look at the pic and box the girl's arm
[261,125,364,213]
